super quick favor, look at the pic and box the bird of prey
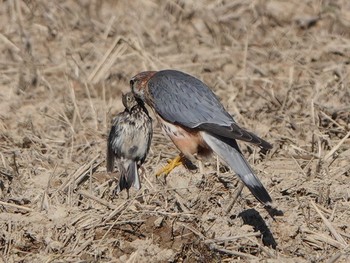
[130,70,273,206]
[107,92,153,197]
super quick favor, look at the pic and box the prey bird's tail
[202,132,272,206]
[115,160,141,194]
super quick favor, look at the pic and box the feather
[147,70,271,149]
[202,131,272,206]
[115,160,140,194]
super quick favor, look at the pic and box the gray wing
[148,70,271,149]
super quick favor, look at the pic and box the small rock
[154,217,164,228]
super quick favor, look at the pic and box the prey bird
[107,92,153,197]
[130,70,273,206]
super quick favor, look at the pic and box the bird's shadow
[238,208,278,249]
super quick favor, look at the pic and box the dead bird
[107,92,153,197]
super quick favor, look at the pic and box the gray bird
[107,92,153,196]
[130,70,273,206]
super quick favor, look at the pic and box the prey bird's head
[130,71,157,102]
[122,92,148,114]
[122,92,138,111]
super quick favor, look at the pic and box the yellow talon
[156,155,183,176]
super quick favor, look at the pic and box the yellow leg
[156,155,182,176]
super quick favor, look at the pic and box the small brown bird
[107,92,153,197]
[130,70,273,206]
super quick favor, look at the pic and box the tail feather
[202,132,272,205]
[115,161,141,194]
[129,161,141,190]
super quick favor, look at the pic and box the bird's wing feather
[106,120,121,172]
[199,123,272,149]
[107,112,131,172]
[148,70,233,127]
[201,131,272,206]
[148,70,271,149]
[107,114,126,155]
[106,141,115,172]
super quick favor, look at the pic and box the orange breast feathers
[157,116,211,158]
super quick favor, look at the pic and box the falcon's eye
[130,79,135,87]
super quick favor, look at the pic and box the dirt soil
[1,0,350,262]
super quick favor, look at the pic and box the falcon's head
[130,71,157,102]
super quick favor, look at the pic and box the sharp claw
[156,155,182,176]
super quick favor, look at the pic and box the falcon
[130,70,273,206]
[107,92,153,197]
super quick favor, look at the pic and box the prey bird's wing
[106,116,123,172]
[106,144,115,172]
[148,70,271,149]
[202,132,272,205]
[106,112,131,172]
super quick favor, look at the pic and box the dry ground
[0,0,350,262]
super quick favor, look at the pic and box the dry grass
[0,0,350,262]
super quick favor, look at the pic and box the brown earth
[0,0,350,262]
